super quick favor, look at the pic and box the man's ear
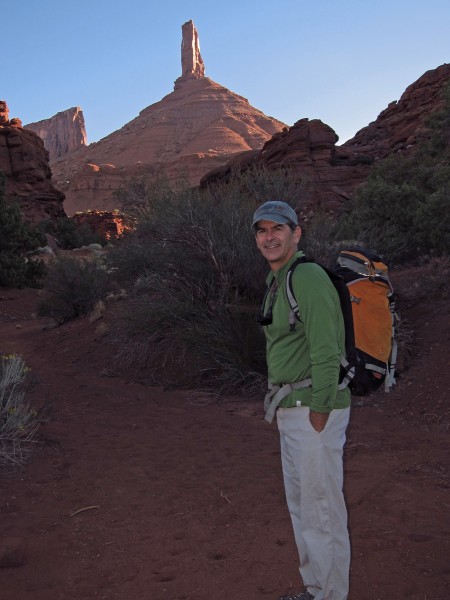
[294,226,302,244]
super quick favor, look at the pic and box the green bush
[0,173,47,288]
[38,255,111,323]
[337,82,450,265]
[0,354,41,469]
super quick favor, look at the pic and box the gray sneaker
[279,593,315,600]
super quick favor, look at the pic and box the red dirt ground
[0,277,449,600]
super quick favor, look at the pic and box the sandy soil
[0,279,449,600]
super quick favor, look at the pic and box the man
[253,200,351,600]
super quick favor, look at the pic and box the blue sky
[3,0,449,145]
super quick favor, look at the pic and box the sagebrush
[38,255,111,322]
[0,354,41,469]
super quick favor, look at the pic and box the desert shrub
[113,172,178,221]
[0,173,47,288]
[0,354,41,469]
[37,255,111,322]
[109,166,310,395]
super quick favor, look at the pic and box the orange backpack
[286,248,398,396]
[335,248,397,394]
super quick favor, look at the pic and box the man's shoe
[279,592,315,600]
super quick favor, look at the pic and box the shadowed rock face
[201,63,450,214]
[0,101,66,224]
[49,21,286,216]
[25,107,87,161]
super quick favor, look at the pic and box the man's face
[255,219,301,271]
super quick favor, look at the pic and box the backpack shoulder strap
[286,256,309,328]
[286,256,356,381]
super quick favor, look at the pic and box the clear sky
[3,0,449,145]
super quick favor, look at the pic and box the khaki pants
[277,406,351,600]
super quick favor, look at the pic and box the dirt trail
[0,288,449,600]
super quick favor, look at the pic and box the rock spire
[175,20,205,89]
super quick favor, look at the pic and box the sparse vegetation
[0,354,41,469]
[37,255,111,323]
[109,167,310,395]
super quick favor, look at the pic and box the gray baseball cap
[251,200,298,228]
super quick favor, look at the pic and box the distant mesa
[25,107,87,161]
[48,20,287,216]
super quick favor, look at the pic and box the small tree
[0,173,47,288]
[38,216,105,249]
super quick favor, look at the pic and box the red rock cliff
[342,63,450,158]
[25,107,87,161]
[0,100,66,224]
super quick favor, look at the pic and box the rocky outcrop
[0,101,66,224]
[71,210,133,240]
[50,21,286,216]
[201,63,450,213]
[342,63,450,158]
[25,107,87,161]
[201,118,371,213]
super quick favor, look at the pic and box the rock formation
[0,100,66,224]
[342,63,450,159]
[71,210,133,240]
[201,118,371,213]
[50,21,286,215]
[175,19,205,88]
[201,63,450,213]
[25,107,87,161]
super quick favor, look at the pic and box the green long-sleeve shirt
[262,250,351,413]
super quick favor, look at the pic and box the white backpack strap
[264,379,312,423]
[338,355,355,390]
[385,337,398,392]
[385,292,399,392]
[285,267,298,314]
